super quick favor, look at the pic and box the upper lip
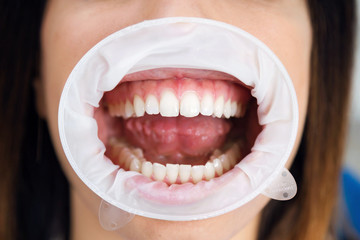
[121,68,239,83]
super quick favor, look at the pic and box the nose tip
[143,0,209,20]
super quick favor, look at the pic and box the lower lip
[124,167,241,205]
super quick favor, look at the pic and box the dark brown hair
[1,1,69,239]
[259,1,356,239]
[0,1,356,239]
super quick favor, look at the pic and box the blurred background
[345,2,360,175]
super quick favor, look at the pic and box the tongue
[123,115,231,165]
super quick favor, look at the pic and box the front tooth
[219,154,231,171]
[213,96,224,118]
[141,161,153,178]
[204,162,215,180]
[133,95,145,117]
[153,163,166,181]
[200,93,214,116]
[145,94,159,115]
[130,157,141,172]
[213,158,223,176]
[166,164,179,184]
[191,165,204,183]
[223,100,232,119]
[179,164,191,183]
[231,102,237,117]
[160,90,179,117]
[180,92,200,117]
[124,100,134,118]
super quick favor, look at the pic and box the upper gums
[104,78,251,119]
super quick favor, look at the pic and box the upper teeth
[108,89,245,119]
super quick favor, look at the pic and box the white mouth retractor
[58,17,298,227]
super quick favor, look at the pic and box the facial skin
[40,1,311,239]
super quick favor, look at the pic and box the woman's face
[40,1,311,239]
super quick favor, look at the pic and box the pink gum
[104,78,251,104]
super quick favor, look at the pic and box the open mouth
[58,18,299,219]
[95,68,261,186]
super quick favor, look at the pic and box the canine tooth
[141,161,153,178]
[130,158,141,172]
[180,92,200,117]
[145,94,159,115]
[191,165,205,183]
[160,90,179,117]
[166,164,179,184]
[231,102,237,117]
[219,154,231,171]
[133,95,145,117]
[223,100,232,119]
[200,93,214,116]
[213,96,224,118]
[213,158,223,176]
[124,100,134,118]
[179,164,191,183]
[204,162,215,180]
[153,163,166,181]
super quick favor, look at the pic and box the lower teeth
[107,138,243,185]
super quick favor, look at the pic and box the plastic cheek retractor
[58,17,298,228]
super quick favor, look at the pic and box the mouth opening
[94,68,261,186]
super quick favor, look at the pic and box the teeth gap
[108,139,243,185]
